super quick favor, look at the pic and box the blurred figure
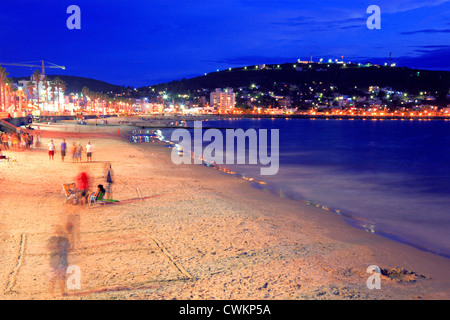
[11,133,19,150]
[35,132,41,149]
[104,163,114,200]
[28,133,34,150]
[71,142,77,163]
[47,225,71,297]
[20,134,26,150]
[1,132,9,149]
[62,206,81,250]
[75,168,90,205]
[76,143,83,163]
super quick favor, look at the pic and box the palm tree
[42,76,50,106]
[32,69,41,109]
[17,87,25,112]
[0,66,9,111]
[11,86,18,112]
[26,81,34,111]
[50,79,56,109]
[91,92,96,114]
[59,80,67,113]
[4,77,13,112]
[82,86,90,113]
[53,77,62,112]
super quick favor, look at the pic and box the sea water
[134,118,450,258]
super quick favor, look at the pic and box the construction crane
[0,60,65,75]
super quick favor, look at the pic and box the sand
[0,116,449,300]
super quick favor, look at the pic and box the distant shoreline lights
[170,121,279,176]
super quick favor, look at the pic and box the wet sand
[0,117,449,300]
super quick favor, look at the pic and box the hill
[147,62,450,104]
[11,74,125,95]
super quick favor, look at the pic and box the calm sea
[132,118,450,258]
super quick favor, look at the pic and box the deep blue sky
[1,0,449,87]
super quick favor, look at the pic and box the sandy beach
[0,117,449,300]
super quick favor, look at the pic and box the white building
[18,76,64,112]
[210,88,236,111]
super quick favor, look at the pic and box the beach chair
[89,186,105,206]
[62,183,79,204]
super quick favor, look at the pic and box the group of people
[1,130,40,151]
[68,162,115,206]
[47,164,115,297]
[48,139,94,162]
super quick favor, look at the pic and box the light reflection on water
[128,118,450,258]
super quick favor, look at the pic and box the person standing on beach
[35,132,41,149]
[1,132,9,149]
[61,139,67,162]
[11,133,19,151]
[47,225,71,297]
[19,134,26,151]
[24,133,31,150]
[76,143,83,163]
[104,163,114,200]
[48,140,55,161]
[28,133,34,150]
[70,142,77,163]
[86,141,93,162]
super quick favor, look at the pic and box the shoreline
[1,117,449,300]
[121,114,450,131]
[128,124,450,261]
[125,121,450,298]
[134,130,450,299]
[1,113,449,133]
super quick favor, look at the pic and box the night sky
[1,0,449,87]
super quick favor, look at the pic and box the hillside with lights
[144,61,450,107]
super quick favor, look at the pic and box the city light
[0,62,448,119]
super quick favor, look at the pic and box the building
[198,96,207,108]
[277,96,292,108]
[210,88,235,111]
[18,76,64,112]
